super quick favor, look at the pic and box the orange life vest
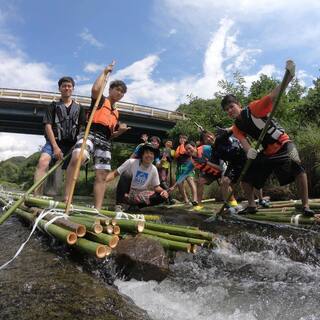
[192,145,221,176]
[92,99,119,134]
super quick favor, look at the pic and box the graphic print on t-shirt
[133,170,149,187]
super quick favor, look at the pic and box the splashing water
[116,233,320,320]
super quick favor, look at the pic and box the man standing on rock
[64,63,130,209]
[34,76,86,195]
[221,60,314,216]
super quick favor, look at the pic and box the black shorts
[242,142,305,189]
[199,172,219,185]
[224,164,243,183]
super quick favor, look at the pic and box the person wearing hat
[106,142,169,211]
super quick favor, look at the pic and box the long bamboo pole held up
[65,61,116,214]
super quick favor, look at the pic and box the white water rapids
[116,236,320,320]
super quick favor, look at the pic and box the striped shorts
[73,132,111,171]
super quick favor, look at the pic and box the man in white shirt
[106,143,169,211]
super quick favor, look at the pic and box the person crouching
[106,143,169,211]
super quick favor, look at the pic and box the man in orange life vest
[221,60,314,216]
[64,63,130,209]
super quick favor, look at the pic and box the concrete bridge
[0,88,185,144]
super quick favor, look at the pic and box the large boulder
[115,235,169,281]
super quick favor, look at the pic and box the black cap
[137,143,160,159]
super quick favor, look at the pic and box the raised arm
[91,62,115,99]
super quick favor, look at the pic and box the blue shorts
[41,140,73,169]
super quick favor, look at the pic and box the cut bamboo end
[96,245,107,258]
[113,225,121,235]
[104,225,113,234]
[105,245,112,256]
[186,244,192,253]
[109,235,119,248]
[93,223,103,234]
[67,232,78,245]
[191,244,197,254]
[76,225,86,237]
[137,221,145,232]
[111,219,117,226]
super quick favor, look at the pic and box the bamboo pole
[28,207,86,237]
[142,234,192,252]
[13,206,77,245]
[0,151,71,225]
[142,228,208,246]
[68,216,103,234]
[145,222,214,241]
[65,61,115,214]
[85,231,119,248]
[74,238,108,258]
[115,219,145,233]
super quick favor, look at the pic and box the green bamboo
[142,234,192,252]
[295,203,320,210]
[85,231,119,248]
[115,219,145,233]
[74,238,108,258]
[245,213,315,225]
[0,152,71,225]
[68,216,103,234]
[71,213,111,225]
[12,206,78,245]
[142,228,208,246]
[145,222,214,241]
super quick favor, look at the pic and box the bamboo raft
[0,192,217,261]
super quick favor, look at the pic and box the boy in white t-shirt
[106,143,169,210]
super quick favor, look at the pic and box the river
[1,203,320,319]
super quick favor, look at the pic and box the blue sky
[1,0,320,159]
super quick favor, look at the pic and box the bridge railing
[0,88,186,121]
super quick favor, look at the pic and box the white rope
[115,211,145,221]
[0,208,54,270]
[290,214,302,225]
[43,209,69,233]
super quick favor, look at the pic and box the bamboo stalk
[0,152,71,225]
[142,229,208,246]
[28,207,86,237]
[142,234,191,252]
[115,219,145,233]
[74,238,108,258]
[65,61,115,214]
[145,222,214,241]
[13,206,77,245]
[68,216,103,234]
[85,231,119,248]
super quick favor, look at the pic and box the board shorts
[73,131,112,171]
[242,142,304,189]
[175,163,195,181]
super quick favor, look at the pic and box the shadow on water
[0,215,150,320]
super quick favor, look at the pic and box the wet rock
[114,235,169,281]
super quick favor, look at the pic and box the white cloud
[84,63,104,73]
[0,133,44,161]
[111,18,271,109]
[79,28,103,48]
[168,28,177,36]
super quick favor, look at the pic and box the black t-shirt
[43,100,86,144]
